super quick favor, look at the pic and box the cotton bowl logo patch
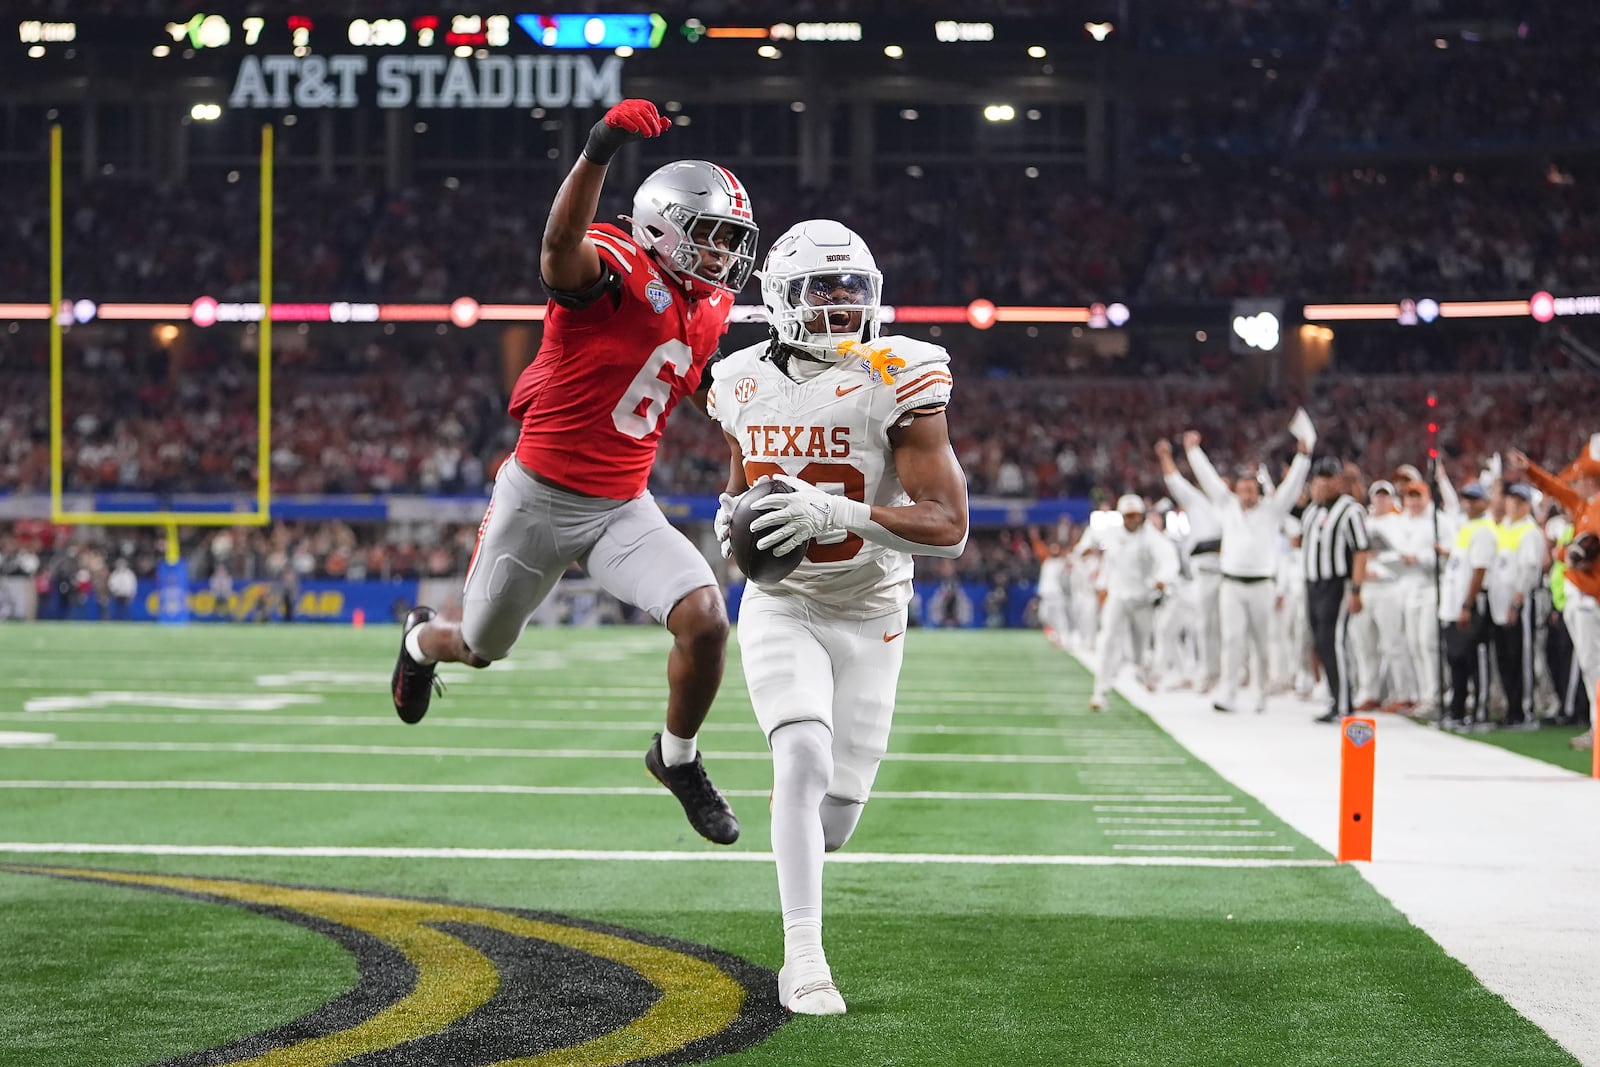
[734,376,758,403]
[1344,720,1375,747]
[646,279,674,313]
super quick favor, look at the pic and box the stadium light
[1085,22,1114,42]
[983,104,1016,122]
[1027,45,1046,58]
[883,44,903,58]
[189,103,222,121]
[757,44,780,59]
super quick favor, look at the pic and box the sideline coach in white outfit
[1159,430,1311,713]
[1302,456,1371,723]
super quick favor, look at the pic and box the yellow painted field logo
[9,866,787,1066]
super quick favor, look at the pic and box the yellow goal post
[46,124,276,562]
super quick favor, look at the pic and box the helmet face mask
[760,221,883,362]
[627,161,758,298]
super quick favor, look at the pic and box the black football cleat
[646,733,740,845]
[392,606,444,725]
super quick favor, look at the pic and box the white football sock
[769,720,833,960]
[659,729,697,767]
[404,627,436,666]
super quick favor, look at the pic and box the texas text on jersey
[511,221,733,500]
[708,334,954,615]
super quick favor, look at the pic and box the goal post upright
[47,124,63,524]
[257,122,273,525]
[47,122,275,530]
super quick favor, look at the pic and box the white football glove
[749,474,869,557]
[713,491,739,559]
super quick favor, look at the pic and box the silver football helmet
[759,219,882,361]
[625,160,758,298]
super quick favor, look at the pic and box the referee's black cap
[1311,457,1344,478]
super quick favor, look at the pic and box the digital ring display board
[16,11,1122,55]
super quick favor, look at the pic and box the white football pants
[1351,582,1416,706]
[1038,594,1071,644]
[1219,577,1274,711]
[1192,563,1223,685]
[1092,595,1155,702]
[1404,581,1443,710]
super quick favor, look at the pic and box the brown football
[730,480,809,584]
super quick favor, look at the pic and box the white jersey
[709,334,954,616]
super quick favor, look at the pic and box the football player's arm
[723,431,750,495]
[869,409,969,557]
[541,99,669,295]
[711,431,749,561]
[751,408,968,558]
[540,160,607,294]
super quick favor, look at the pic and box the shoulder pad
[873,334,953,376]
[872,336,952,422]
[586,224,643,274]
[711,342,766,386]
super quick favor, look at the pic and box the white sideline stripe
[1100,825,1260,831]
[0,711,1144,742]
[22,741,1185,765]
[0,841,1334,868]
[0,780,1234,804]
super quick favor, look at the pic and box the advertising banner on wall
[128,579,420,624]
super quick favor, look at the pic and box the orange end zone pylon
[1338,717,1376,862]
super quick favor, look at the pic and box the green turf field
[1463,721,1595,775]
[0,624,1578,1066]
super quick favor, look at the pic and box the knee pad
[821,795,865,852]
[770,720,833,798]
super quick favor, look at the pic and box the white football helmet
[626,160,758,298]
[760,219,883,361]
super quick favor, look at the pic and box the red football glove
[582,99,670,165]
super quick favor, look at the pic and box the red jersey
[510,222,732,500]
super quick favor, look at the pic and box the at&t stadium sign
[228,53,623,109]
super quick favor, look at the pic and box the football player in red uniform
[390,99,757,845]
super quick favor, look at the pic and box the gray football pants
[461,459,717,661]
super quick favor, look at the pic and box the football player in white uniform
[707,220,969,1015]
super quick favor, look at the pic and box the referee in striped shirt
[1302,457,1372,723]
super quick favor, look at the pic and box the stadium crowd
[0,518,481,621]
[5,325,1598,503]
[3,162,1593,307]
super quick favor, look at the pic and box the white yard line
[0,841,1334,869]
[1094,825,1267,831]
[21,740,1187,765]
[0,710,1154,742]
[1093,805,1248,814]
[0,779,1234,803]
[1091,654,1600,1065]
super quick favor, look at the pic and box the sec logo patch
[734,377,758,403]
[645,279,674,314]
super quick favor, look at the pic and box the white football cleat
[779,957,847,1015]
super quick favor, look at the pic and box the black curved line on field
[1,865,789,1067]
